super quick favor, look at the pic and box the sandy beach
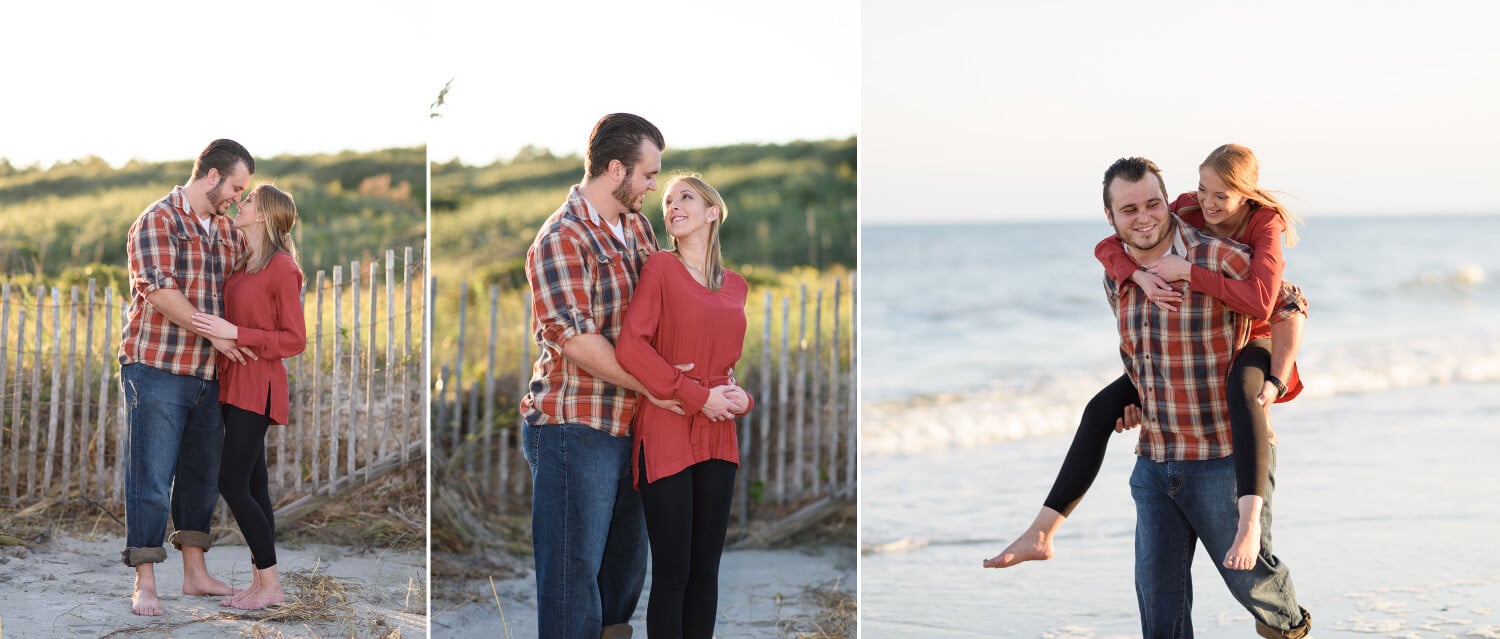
[431,545,855,638]
[0,533,426,638]
[862,381,1500,637]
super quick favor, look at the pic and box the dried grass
[778,577,858,639]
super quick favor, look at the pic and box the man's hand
[209,336,256,365]
[646,393,686,416]
[1114,404,1144,433]
[1129,269,1181,312]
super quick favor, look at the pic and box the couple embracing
[519,113,754,639]
[120,139,306,615]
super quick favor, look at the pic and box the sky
[863,0,1500,223]
[427,1,860,165]
[0,1,428,168]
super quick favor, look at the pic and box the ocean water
[860,214,1500,636]
[862,214,1500,455]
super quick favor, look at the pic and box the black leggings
[638,451,737,639]
[220,402,277,570]
[1043,339,1274,516]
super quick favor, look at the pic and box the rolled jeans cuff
[121,546,168,567]
[1257,606,1311,639]
[169,529,213,551]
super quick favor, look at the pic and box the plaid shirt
[119,187,243,380]
[1107,217,1252,462]
[520,185,659,436]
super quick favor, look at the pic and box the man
[1101,157,1311,638]
[119,138,255,616]
[519,113,743,639]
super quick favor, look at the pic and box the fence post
[454,281,467,461]
[390,249,402,459]
[830,278,843,494]
[95,287,114,502]
[483,286,499,494]
[313,270,326,492]
[62,286,80,498]
[846,274,857,494]
[758,290,772,501]
[349,262,362,479]
[331,266,343,489]
[12,306,28,505]
[403,247,414,464]
[29,287,45,500]
[811,288,824,498]
[793,285,808,499]
[0,285,10,505]
[776,295,790,504]
[81,281,96,497]
[367,262,378,478]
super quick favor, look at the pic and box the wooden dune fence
[434,275,857,524]
[0,248,427,519]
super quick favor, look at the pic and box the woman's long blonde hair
[1201,144,1301,247]
[663,175,729,291]
[236,184,303,276]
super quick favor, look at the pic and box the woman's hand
[722,385,751,415]
[700,385,738,422]
[1114,404,1144,433]
[192,313,239,340]
[1144,254,1191,283]
[1256,380,1281,406]
[1130,269,1181,312]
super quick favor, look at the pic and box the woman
[987,144,1307,571]
[191,184,307,610]
[617,175,753,639]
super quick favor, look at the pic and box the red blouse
[217,252,307,425]
[617,251,754,488]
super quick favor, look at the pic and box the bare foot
[132,588,163,616]
[230,587,286,610]
[182,573,236,597]
[984,528,1055,568]
[133,566,163,616]
[1223,495,1263,571]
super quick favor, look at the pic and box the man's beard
[612,172,641,214]
[206,179,234,215]
[1118,217,1174,252]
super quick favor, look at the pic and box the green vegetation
[430,138,856,290]
[0,147,426,283]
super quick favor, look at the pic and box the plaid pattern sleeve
[119,189,232,380]
[1270,279,1309,324]
[1115,220,1252,462]
[519,187,656,436]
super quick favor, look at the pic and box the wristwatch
[1265,375,1289,397]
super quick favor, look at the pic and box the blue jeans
[122,363,224,564]
[521,420,647,639]
[1130,448,1308,638]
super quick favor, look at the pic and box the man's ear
[608,159,626,182]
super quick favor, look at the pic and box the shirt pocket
[590,247,631,326]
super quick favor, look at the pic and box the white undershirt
[606,217,625,244]
[182,194,213,234]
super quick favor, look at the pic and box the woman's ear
[707,206,720,223]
